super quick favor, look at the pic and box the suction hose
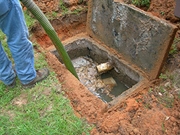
[20,0,79,79]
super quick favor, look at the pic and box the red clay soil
[31,0,180,135]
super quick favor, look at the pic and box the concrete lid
[175,0,180,18]
[86,0,177,80]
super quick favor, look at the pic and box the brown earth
[30,0,180,135]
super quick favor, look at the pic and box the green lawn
[0,13,91,134]
[0,47,91,135]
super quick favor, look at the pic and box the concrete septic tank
[51,0,177,106]
[52,36,147,105]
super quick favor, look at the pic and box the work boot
[22,68,49,88]
[7,79,16,88]
[7,66,16,88]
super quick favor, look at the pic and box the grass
[0,49,91,134]
[132,0,150,8]
[169,37,180,55]
[39,1,86,21]
[59,0,69,15]
[155,35,180,107]
[0,31,13,62]
[0,48,91,134]
[0,8,92,135]
[161,122,166,133]
[59,0,86,16]
[150,71,180,108]
[24,10,37,30]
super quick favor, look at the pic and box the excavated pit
[52,38,143,103]
[33,0,176,107]
[31,0,180,134]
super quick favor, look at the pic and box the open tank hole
[52,38,140,103]
[72,56,129,103]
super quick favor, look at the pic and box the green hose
[20,0,79,79]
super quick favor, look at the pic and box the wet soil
[31,0,180,134]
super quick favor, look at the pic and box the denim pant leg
[0,41,16,85]
[0,0,36,85]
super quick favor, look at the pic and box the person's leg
[0,0,49,87]
[0,0,36,85]
[0,41,16,85]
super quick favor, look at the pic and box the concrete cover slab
[175,0,180,18]
[87,0,177,80]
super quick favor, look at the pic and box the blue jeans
[0,0,36,85]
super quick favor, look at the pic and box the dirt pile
[148,0,179,23]
[33,0,59,12]
[33,0,88,13]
